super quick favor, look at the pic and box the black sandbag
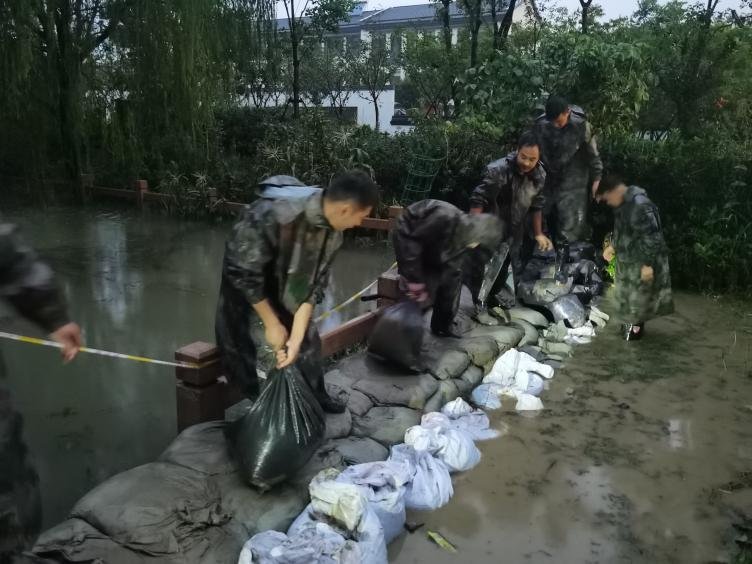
[233,366,325,490]
[368,300,424,371]
[567,242,596,262]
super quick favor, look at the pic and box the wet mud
[391,293,752,564]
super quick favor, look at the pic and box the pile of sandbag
[238,398,499,563]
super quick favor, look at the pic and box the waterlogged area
[0,202,392,527]
[391,293,752,563]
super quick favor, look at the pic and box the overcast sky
[353,0,742,20]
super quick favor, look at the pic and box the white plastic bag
[471,383,503,410]
[288,504,387,564]
[239,524,361,564]
[515,393,544,411]
[431,404,500,441]
[404,423,481,473]
[308,469,367,531]
[337,461,411,543]
[388,444,453,511]
[486,349,555,384]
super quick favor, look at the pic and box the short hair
[545,96,570,120]
[596,174,626,196]
[325,170,380,209]
[517,130,540,149]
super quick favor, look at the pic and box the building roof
[274,0,539,32]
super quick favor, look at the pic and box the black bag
[368,300,424,371]
[233,366,325,490]
[568,242,596,263]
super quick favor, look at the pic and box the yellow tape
[314,261,397,323]
[0,331,215,369]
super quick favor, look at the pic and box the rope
[314,261,397,323]
[0,331,216,369]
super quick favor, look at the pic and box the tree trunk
[291,36,301,118]
[498,0,517,49]
[373,96,380,131]
[579,0,592,34]
[440,0,452,54]
[470,18,481,67]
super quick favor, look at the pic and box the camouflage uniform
[466,151,547,301]
[612,186,674,323]
[215,177,342,400]
[393,200,501,333]
[535,108,603,245]
[0,222,71,561]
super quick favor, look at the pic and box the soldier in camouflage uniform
[215,172,378,412]
[467,131,554,324]
[0,222,82,562]
[535,96,603,246]
[393,200,502,337]
[597,176,674,340]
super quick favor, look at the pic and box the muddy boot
[623,323,644,341]
[431,327,463,339]
[473,306,500,326]
[493,286,516,309]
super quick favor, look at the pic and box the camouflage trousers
[1,379,41,563]
[544,171,592,246]
[615,260,674,324]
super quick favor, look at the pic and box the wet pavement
[390,293,752,563]
[0,203,393,528]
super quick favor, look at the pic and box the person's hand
[277,337,302,368]
[603,245,616,262]
[469,207,483,215]
[640,265,654,283]
[406,282,429,303]
[264,320,288,353]
[591,180,601,199]
[534,234,553,252]
[50,322,82,363]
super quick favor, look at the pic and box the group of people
[0,95,674,562]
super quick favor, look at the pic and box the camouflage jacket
[393,200,467,283]
[535,109,603,183]
[613,186,673,320]
[220,180,342,314]
[470,151,546,243]
[613,186,668,267]
[0,221,69,333]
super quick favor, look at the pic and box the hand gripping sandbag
[368,301,424,371]
[233,366,325,489]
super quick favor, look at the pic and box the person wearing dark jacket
[215,171,378,413]
[535,95,603,246]
[468,131,553,324]
[0,221,82,562]
[597,176,673,341]
[392,200,503,337]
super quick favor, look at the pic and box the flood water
[390,293,752,563]
[0,202,393,528]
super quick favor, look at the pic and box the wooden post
[377,271,401,307]
[175,341,234,431]
[79,174,94,202]
[134,179,148,207]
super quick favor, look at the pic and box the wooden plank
[360,217,393,231]
[92,186,137,199]
[321,310,379,357]
[387,206,404,218]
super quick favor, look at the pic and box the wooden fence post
[134,179,149,208]
[175,341,232,431]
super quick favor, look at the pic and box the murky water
[0,202,393,528]
[390,293,752,563]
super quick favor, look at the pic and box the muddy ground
[390,292,752,564]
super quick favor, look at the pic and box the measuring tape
[314,261,397,323]
[0,331,215,369]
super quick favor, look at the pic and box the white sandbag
[387,444,453,511]
[434,402,500,441]
[471,384,503,410]
[288,503,386,564]
[309,469,367,531]
[486,349,555,384]
[337,461,411,543]
[403,424,481,473]
[515,393,544,411]
[239,524,361,564]
[525,373,544,396]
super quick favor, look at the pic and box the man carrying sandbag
[392,200,502,338]
[467,131,554,325]
[215,171,379,413]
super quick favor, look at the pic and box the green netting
[399,154,444,205]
